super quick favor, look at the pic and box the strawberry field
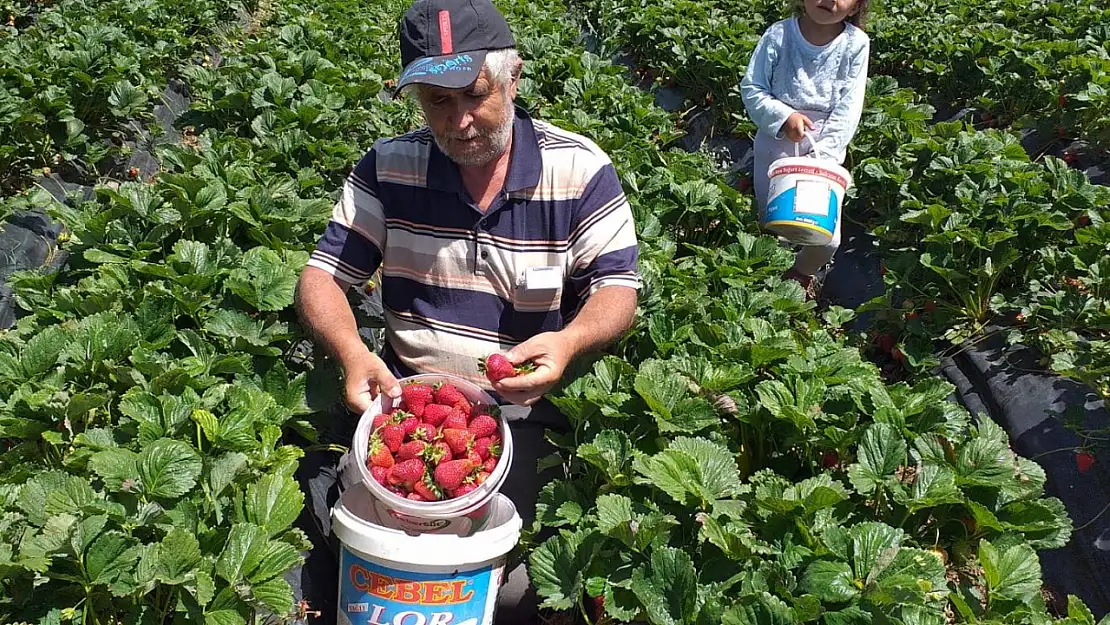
[0,0,1108,624]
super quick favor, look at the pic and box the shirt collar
[426,104,542,195]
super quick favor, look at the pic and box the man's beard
[430,101,515,167]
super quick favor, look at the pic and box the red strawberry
[467,450,484,466]
[879,334,896,353]
[479,354,535,383]
[487,434,503,458]
[368,437,395,468]
[128,166,140,178]
[1077,215,1091,227]
[411,422,438,442]
[434,459,475,490]
[433,383,467,408]
[924,300,938,313]
[429,440,453,463]
[453,396,473,417]
[443,409,469,431]
[387,485,405,496]
[1077,452,1095,474]
[389,459,426,489]
[399,416,420,438]
[892,347,905,362]
[371,412,395,432]
[407,492,427,502]
[483,456,498,473]
[469,414,498,439]
[423,404,453,427]
[414,477,443,501]
[371,465,389,485]
[1058,94,1067,108]
[821,451,838,468]
[442,428,474,456]
[400,383,433,418]
[453,483,479,498]
[475,470,491,485]
[905,310,919,320]
[397,440,428,462]
[379,424,405,452]
[473,437,494,460]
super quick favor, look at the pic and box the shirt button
[480,250,489,259]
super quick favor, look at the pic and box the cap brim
[393,49,488,99]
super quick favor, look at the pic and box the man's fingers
[369,359,402,399]
[506,340,545,365]
[494,369,548,393]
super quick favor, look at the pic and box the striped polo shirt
[307,105,640,392]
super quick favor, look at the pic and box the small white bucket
[762,131,852,246]
[348,374,514,536]
[333,485,522,625]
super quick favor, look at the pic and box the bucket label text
[339,547,497,625]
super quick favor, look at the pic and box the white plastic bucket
[333,485,522,625]
[762,131,852,246]
[349,374,514,536]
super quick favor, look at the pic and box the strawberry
[433,383,468,408]
[371,465,389,485]
[397,440,428,462]
[368,437,395,468]
[479,354,535,383]
[1077,215,1091,227]
[487,434,503,458]
[905,310,919,320]
[469,414,498,439]
[399,415,420,439]
[434,459,475,491]
[467,450,484,466]
[473,436,494,460]
[821,451,838,468]
[414,476,443,501]
[389,458,426,489]
[879,334,896,353]
[924,300,938,313]
[443,409,469,431]
[475,470,491,485]
[371,412,395,433]
[1077,452,1095,474]
[411,422,437,442]
[407,492,427,502]
[594,596,606,622]
[453,483,479,498]
[128,166,140,178]
[442,428,474,456]
[422,403,453,427]
[400,383,433,418]
[483,456,498,473]
[429,440,453,463]
[379,424,405,452]
[892,347,905,362]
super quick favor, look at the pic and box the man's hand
[341,349,401,414]
[491,331,575,407]
[782,112,815,143]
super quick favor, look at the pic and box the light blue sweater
[740,17,871,163]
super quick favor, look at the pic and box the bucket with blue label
[332,483,522,625]
[761,131,852,247]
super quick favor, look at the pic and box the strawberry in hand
[480,353,535,383]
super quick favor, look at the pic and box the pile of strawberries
[366,380,503,502]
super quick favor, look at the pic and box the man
[290,0,640,620]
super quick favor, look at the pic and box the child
[740,0,871,296]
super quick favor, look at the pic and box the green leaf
[216,524,267,583]
[248,540,303,584]
[633,437,743,507]
[225,247,302,312]
[240,474,303,537]
[868,548,948,604]
[251,576,294,614]
[850,522,905,581]
[577,430,633,485]
[157,529,202,585]
[635,359,719,433]
[892,463,962,512]
[89,448,140,492]
[979,538,1042,604]
[139,439,202,499]
[801,561,858,603]
[596,494,634,536]
[722,592,798,625]
[85,531,140,586]
[530,529,603,610]
[630,546,698,625]
[848,424,907,495]
[1066,595,1097,625]
[206,452,248,499]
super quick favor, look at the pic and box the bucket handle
[793,131,830,161]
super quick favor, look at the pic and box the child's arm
[740,29,796,139]
[813,37,870,159]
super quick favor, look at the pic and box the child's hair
[793,0,872,30]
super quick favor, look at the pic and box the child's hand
[782,112,816,143]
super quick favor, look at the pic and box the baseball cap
[394,0,516,97]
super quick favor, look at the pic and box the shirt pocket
[511,263,565,314]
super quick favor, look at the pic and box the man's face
[416,68,517,167]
